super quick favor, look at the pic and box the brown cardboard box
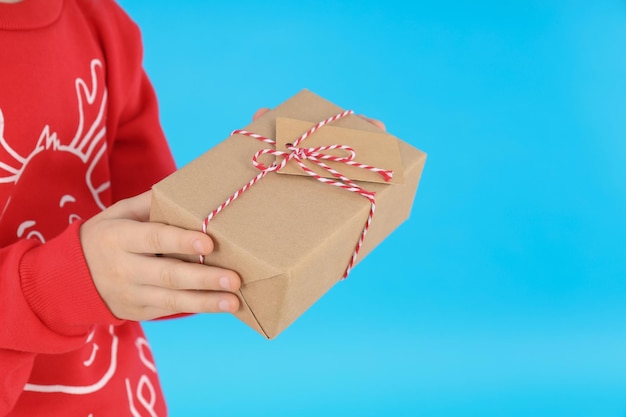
[150,90,426,339]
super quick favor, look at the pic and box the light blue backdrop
[118,1,626,416]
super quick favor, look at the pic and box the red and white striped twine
[200,110,392,279]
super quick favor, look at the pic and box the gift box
[150,90,427,339]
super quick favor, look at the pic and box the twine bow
[201,110,393,279]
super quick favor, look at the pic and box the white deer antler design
[0,58,110,209]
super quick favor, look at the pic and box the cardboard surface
[150,89,427,339]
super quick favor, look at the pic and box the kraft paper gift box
[150,89,427,339]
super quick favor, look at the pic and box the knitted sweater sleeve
[0,221,124,412]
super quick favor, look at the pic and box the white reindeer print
[0,58,110,243]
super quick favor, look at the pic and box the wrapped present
[150,89,426,338]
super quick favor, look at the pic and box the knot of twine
[201,110,392,279]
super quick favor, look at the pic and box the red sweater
[0,0,176,415]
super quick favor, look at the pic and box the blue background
[119,1,626,416]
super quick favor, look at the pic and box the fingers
[91,249,242,320]
[138,256,241,293]
[110,220,214,256]
[252,107,271,121]
[131,259,241,320]
[139,289,241,320]
[358,115,386,131]
[104,190,153,222]
[138,286,240,315]
[92,192,215,256]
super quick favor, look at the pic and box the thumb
[103,190,153,222]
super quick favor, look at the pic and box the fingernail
[219,276,232,291]
[218,299,230,312]
[192,239,205,254]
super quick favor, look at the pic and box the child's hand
[80,191,241,321]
